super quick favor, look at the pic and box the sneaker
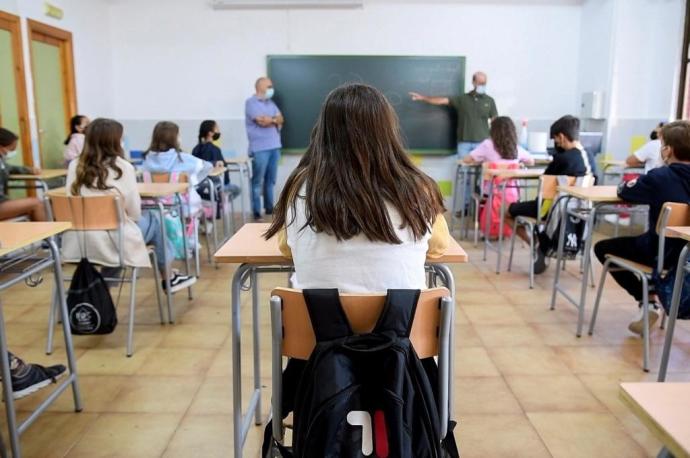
[161,273,197,294]
[628,305,659,336]
[533,248,547,274]
[253,213,264,222]
[204,221,214,235]
[8,353,66,400]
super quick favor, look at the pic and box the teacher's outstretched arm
[408,92,450,106]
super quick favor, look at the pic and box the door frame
[0,10,34,168]
[27,19,77,167]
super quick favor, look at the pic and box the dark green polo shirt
[449,92,498,143]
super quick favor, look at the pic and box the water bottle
[519,119,529,149]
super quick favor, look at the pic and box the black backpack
[265,289,458,458]
[537,198,586,259]
[66,258,117,335]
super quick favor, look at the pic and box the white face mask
[5,150,17,159]
[475,85,487,95]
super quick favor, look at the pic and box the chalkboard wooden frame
[267,54,466,156]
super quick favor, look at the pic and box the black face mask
[212,132,221,141]
[554,145,565,153]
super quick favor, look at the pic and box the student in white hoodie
[141,121,212,216]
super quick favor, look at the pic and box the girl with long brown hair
[63,118,194,292]
[462,116,534,165]
[265,83,449,292]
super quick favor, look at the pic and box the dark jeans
[594,236,655,302]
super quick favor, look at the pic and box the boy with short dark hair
[594,121,690,335]
[504,115,596,256]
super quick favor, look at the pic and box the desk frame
[0,238,82,458]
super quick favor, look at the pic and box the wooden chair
[507,174,594,288]
[268,287,454,449]
[47,194,164,357]
[590,202,690,372]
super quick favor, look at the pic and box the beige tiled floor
[1,230,688,457]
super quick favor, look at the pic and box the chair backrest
[273,287,449,360]
[147,172,189,184]
[655,202,690,273]
[481,161,520,181]
[537,175,594,221]
[49,195,122,231]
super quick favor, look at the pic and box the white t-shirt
[633,139,663,173]
[285,189,432,293]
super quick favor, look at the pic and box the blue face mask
[265,88,275,99]
[475,85,486,95]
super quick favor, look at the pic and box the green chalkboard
[267,55,465,155]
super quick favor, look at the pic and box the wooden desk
[0,222,71,256]
[214,222,468,265]
[9,169,67,181]
[0,222,82,457]
[214,222,467,457]
[45,183,189,199]
[602,159,626,168]
[208,166,226,178]
[557,185,620,202]
[225,157,250,164]
[551,185,634,344]
[485,168,545,179]
[620,383,690,458]
[137,182,188,198]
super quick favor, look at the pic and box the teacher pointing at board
[409,71,498,158]
[245,76,284,221]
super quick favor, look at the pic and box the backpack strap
[303,289,353,341]
[373,289,421,337]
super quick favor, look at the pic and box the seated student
[463,116,534,166]
[625,122,665,173]
[64,118,194,292]
[264,83,450,293]
[0,128,45,221]
[505,115,596,242]
[141,121,212,217]
[192,120,241,199]
[464,116,534,238]
[595,121,690,335]
[63,115,89,166]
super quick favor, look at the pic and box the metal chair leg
[150,250,165,324]
[641,277,651,372]
[507,219,519,272]
[528,224,535,289]
[126,268,138,357]
[270,296,284,445]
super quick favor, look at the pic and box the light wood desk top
[558,185,620,202]
[225,157,250,165]
[214,223,469,265]
[620,382,690,458]
[602,159,626,168]
[0,222,71,256]
[45,183,188,198]
[666,226,690,242]
[486,168,545,179]
[208,166,226,178]
[9,169,67,181]
[533,157,552,166]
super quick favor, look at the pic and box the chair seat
[604,254,666,276]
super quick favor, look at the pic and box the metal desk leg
[658,243,690,382]
[550,196,572,311]
[0,307,20,458]
[175,194,194,300]
[575,204,600,337]
[496,180,508,274]
[48,238,83,411]
[251,268,262,425]
[240,164,249,225]
[483,179,495,262]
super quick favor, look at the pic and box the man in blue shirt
[245,77,284,221]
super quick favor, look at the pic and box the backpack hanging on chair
[263,289,459,458]
[65,199,117,335]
